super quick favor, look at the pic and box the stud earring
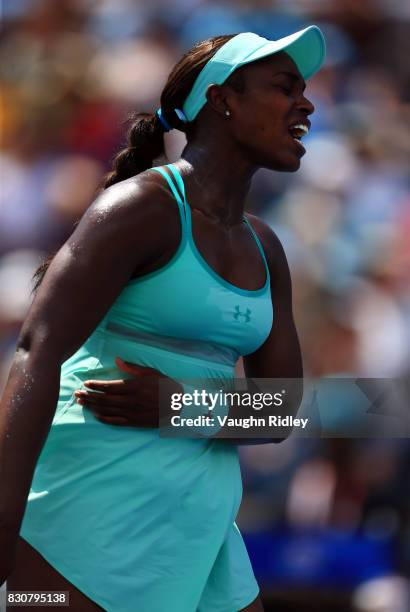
[225,109,231,117]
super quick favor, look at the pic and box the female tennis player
[0,26,325,611]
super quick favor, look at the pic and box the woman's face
[226,51,315,172]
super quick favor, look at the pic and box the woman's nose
[298,94,315,116]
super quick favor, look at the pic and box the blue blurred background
[0,1,409,610]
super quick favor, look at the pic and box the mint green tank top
[56,163,273,389]
[20,163,274,612]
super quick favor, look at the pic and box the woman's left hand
[74,357,181,428]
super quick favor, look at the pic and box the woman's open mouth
[288,123,309,154]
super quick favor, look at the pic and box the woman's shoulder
[75,168,182,258]
[89,169,180,227]
[244,213,283,255]
[244,213,291,280]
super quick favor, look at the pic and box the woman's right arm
[0,172,176,582]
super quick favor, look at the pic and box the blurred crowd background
[0,1,409,610]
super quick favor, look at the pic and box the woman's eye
[279,86,292,95]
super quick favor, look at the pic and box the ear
[205,83,231,118]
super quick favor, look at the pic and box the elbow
[15,327,63,365]
[15,329,32,353]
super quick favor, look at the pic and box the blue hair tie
[175,108,188,123]
[156,107,189,131]
[155,108,172,132]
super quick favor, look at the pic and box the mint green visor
[182,25,326,122]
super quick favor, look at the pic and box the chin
[266,157,301,172]
[286,160,301,172]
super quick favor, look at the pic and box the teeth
[295,124,309,133]
[290,123,309,135]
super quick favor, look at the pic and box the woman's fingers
[115,357,161,378]
[78,395,156,420]
[82,362,162,394]
[75,391,131,407]
[82,379,134,395]
[73,359,165,429]
[93,410,158,428]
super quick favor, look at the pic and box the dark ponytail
[103,112,166,189]
[102,34,240,190]
[33,34,239,292]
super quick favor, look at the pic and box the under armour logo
[233,305,251,323]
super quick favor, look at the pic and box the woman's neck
[177,140,257,228]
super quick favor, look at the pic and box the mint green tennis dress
[20,164,273,612]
